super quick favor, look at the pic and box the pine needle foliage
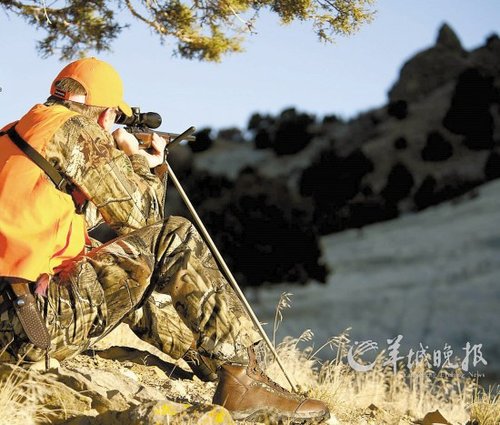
[0,0,375,61]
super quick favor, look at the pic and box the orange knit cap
[50,57,132,117]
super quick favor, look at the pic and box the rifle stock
[128,126,197,149]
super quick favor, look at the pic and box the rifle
[116,107,196,148]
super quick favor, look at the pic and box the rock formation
[167,24,500,288]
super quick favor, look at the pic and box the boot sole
[231,408,330,424]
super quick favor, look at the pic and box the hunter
[0,58,329,423]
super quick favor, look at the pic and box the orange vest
[0,104,87,281]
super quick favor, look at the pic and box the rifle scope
[116,107,162,129]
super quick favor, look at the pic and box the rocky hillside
[166,24,500,288]
[2,323,497,425]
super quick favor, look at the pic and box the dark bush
[247,113,275,131]
[421,131,453,161]
[273,108,316,155]
[485,151,500,180]
[381,163,415,204]
[300,148,375,233]
[189,128,213,152]
[413,176,439,210]
[388,100,408,120]
[323,114,341,124]
[394,137,408,150]
[254,128,272,150]
[413,175,478,210]
[184,169,327,287]
[183,171,233,207]
[217,127,246,143]
[300,149,374,208]
[463,135,496,150]
[248,108,315,154]
[443,68,495,149]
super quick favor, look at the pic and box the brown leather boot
[213,348,330,423]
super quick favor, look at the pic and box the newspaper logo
[347,335,487,374]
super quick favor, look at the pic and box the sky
[1,0,500,134]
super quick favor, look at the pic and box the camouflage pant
[0,216,261,363]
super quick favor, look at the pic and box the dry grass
[263,292,499,424]
[469,390,500,425]
[0,365,53,425]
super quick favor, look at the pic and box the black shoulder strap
[1,125,68,191]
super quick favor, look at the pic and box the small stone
[421,409,451,425]
[121,368,139,381]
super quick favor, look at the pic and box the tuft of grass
[469,389,500,425]
[272,291,293,348]
[0,365,53,425]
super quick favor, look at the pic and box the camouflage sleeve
[44,114,166,234]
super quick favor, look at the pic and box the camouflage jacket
[43,101,166,236]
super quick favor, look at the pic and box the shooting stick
[167,163,298,393]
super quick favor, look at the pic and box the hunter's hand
[113,128,140,155]
[113,130,166,168]
[137,133,167,169]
